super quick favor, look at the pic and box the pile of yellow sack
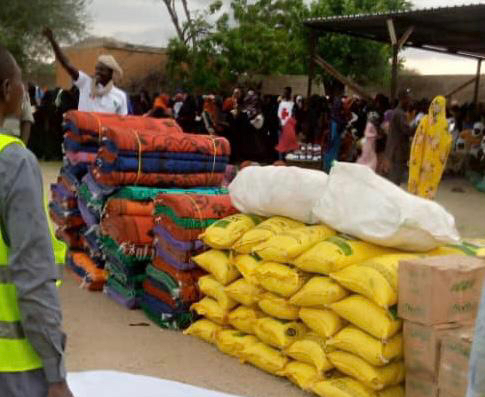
[185,214,481,397]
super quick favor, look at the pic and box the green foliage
[0,0,90,69]
[309,0,412,86]
[166,0,412,92]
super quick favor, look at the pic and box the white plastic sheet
[67,371,243,397]
[311,162,460,251]
[228,166,328,224]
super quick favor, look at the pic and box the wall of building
[398,74,485,104]
[56,46,168,92]
[245,74,325,97]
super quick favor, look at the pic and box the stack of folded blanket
[63,111,182,176]
[52,112,186,289]
[91,127,231,188]
[141,189,237,329]
[101,186,176,309]
[50,167,85,251]
[76,170,115,267]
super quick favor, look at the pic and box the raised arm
[42,28,79,81]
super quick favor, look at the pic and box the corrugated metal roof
[304,3,485,59]
[305,3,485,24]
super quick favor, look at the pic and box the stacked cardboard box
[438,328,474,397]
[398,255,485,397]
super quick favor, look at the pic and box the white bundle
[229,166,328,224]
[312,162,460,251]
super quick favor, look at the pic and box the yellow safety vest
[0,134,63,372]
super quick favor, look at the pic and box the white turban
[97,55,123,79]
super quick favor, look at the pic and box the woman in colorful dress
[408,96,452,199]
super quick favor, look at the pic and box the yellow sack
[328,351,405,390]
[428,242,477,257]
[191,297,229,325]
[258,292,300,320]
[201,214,263,249]
[299,308,344,339]
[228,306,265,334]
[278,361,324,391]
[326,326,403,367]
[290,276,348,307]
[285,333,334,372]
[225,278,263,306]
[330,296,402,340]
[377,386,405,397]
[253,317,307,349]
[240,342,288,375]
[252,225,335,263]
[330,254,418,308]
[215,329,259,357]
[183,319,222,344]
[254,262,308,298]
[313,377,375,397]
[293,235,393,275]
[192,250,240,285]
[198,275,238,311]
[233,216,304,254]
[233,254,262,285]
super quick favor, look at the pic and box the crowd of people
[15,29,485,189]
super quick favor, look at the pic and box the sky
[87,0,485,75]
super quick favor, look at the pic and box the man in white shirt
[43,28,128,115]
[277,86,294,128]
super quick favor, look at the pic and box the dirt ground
[41,162,485,397]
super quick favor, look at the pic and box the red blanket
[55,227,83,249]
[65,111,184,137]
[102,126,230,155]
[152,258,205,303]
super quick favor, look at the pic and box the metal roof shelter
[304,3,485,102]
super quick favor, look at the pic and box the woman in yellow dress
[408,96,452,199]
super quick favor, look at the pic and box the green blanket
[113,186,229,202]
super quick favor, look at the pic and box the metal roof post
[474,59,482,106]
[307,30,317,99]
[388,19,398,102]
[391,45,399,102]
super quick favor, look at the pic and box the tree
[159,0,223,49]
[0,0,90,69]
[163,0,412,92]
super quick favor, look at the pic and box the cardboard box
[438,327,474,397]
[398,255,485,325]
[403,321,464,379]
[405,373,438,397]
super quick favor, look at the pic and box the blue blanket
[96,156,227,174]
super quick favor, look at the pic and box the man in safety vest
[0,46,73,397]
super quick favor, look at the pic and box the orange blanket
[101,215,154,245]
[104,199,154,217]
[68,251,107,291]
[154,193,236,220]
[92,168,225,188]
